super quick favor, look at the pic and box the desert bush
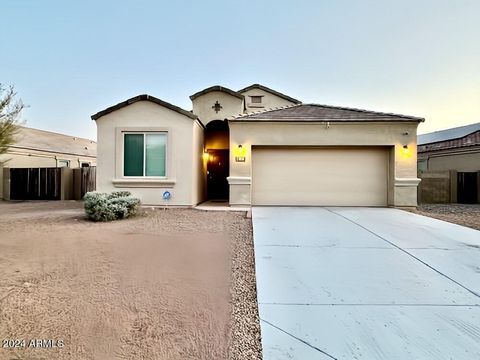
[108,191,132,199]
[84,191,141,222]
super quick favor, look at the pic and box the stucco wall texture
[95,101,204,206]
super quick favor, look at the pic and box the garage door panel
[252,147,388,206]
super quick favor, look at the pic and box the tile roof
[228,103,424,122]
[189,85,244,101]
[11,127,97,157]
[237,84,302,104]
[91,94,197,120]
[418,122,480,145]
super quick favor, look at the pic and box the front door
[207,149,229,200]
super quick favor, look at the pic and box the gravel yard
[409,204,480,231]
[0,201,262,360]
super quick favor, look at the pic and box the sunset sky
[2,0,479,140]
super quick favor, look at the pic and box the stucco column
[228,138,252,206]
[393,142,421,207]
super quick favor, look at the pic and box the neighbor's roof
[189,85,245,101]
[11,127,96,157]
[238,83,302,104]
[418,122,480,145]
[91,94,198,120]
[228,104,424,122]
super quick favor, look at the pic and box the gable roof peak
[237,83,302,104]
[91,94,198,120]
[189,85,244,101]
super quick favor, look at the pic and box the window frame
[58,159,70,168]
[122,131,168,178]
[248,95,265,108]
[250,95,263,104]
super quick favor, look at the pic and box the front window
[123,133,167,177]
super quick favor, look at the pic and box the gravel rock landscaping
[409,204,480,231]
[0,201,262,360]
[227,213,263,360]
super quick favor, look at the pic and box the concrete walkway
[252,207,480,360]
[194,201,250,212]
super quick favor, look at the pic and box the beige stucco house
[92,84,423,207]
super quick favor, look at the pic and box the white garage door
[252,147,389,206]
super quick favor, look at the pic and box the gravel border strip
[227,214,263,360]
[409,204,480,231]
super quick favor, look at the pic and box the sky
[2,0,479,140]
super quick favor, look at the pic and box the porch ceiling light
[234,144,246,162]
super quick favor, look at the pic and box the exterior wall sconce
[202,150,215,162]
[234,144,247,162]
[202,150,209,161]
[401,144,412,157]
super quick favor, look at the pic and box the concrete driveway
[252,207,480,360]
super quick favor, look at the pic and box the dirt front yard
[409,204,480,231]
[0,201,261,360]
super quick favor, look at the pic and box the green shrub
[84,191,141,222]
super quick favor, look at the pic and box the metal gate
[10,168,61,200]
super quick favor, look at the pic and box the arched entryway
[205,120,229,200]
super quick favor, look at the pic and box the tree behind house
[0,84,25,159]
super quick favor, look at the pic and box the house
[0,126,97,200]
[417,122,480,203]
[92,84,423,207]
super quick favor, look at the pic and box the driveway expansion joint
[325,207,480,299]
[261,318,338,360]
[260,302,480,307]
[260,244,394,249]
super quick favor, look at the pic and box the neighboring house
[92,84,423,207]
[0,126,97,200]
[417,122,480,203]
